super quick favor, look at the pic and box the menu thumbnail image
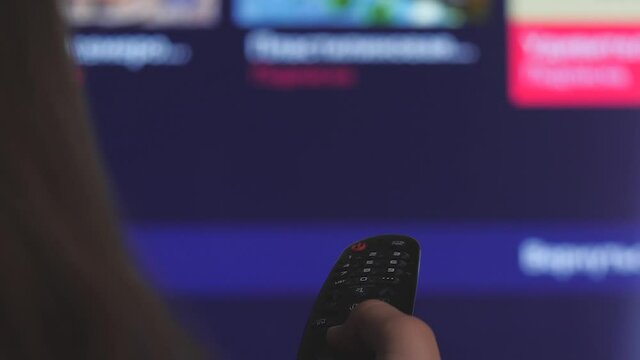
[508,0,640,108]
[65,0,221,28]
[234,0,492,28]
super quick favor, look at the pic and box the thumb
[325,300,441,360]
[326,325,348,349]
[326,324,359,354]
[326,323,374,359]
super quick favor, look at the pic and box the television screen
[66,0,640,359]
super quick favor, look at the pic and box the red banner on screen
[508,24,640,108]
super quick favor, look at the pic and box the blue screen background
[74,0,640,358]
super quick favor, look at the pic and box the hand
[326,300,441,360]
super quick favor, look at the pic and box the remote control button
[311,317,340,329]
[384,267,403,275]
[391,240,406,247]
[334,270,349,278]
[380,276,399,285]
[364,259,376,266]
[351,242,367,252]
[391,251,410,260]
[363,267,385,275]
[348,303,359,312]
[358,275,381,285]
[338,262,365,272]
[343,254,366,263]
[332,279,349,287]
[312,318,328,328]
[389,259,407,267]
[350,286,373,298]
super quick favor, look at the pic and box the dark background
[77,0,640,358]
[85,0,640,221]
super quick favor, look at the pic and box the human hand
[326,300,440,360]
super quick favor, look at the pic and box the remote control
[297,235,421,360]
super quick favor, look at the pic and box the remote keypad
[297,235,421,360]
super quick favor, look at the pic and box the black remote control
[297,235,421,360]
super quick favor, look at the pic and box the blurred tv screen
[66,0,640,359]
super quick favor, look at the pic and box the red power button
[351,242,367,252]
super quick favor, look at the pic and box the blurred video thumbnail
[234,0,492,29]
[64,0,221,28]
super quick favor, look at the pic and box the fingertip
[326,325,343,342]
[353,299,401,316]
[348,299,404,328]
[326,324,350,352]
